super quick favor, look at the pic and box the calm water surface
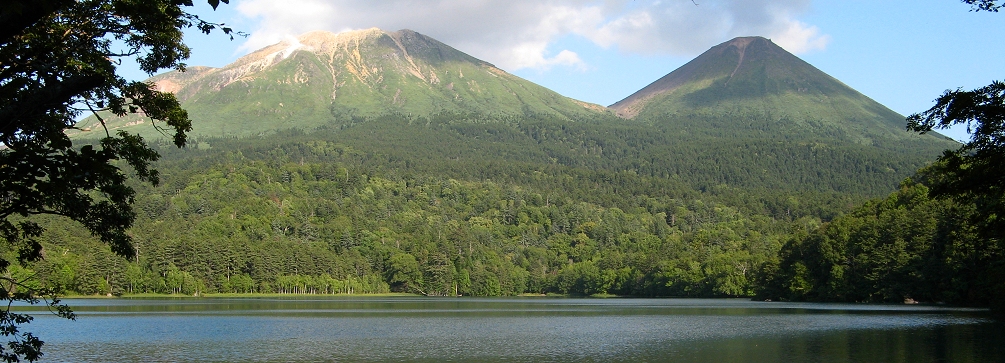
[19,297,1004,362]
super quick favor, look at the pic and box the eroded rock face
[81,28,608,139]
[154,29,484,102]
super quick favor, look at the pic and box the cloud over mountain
[235,0,829,70]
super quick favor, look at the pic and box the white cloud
[233,0,829,70]
[768,21,830,54]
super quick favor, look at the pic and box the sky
[156,0,1005,141]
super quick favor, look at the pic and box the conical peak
[727,36,770,45]
[705,36,785,62]
[609,35,820,118]
[719,36,765,51]
[607,34,924,144]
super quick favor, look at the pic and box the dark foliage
[908,81,1005,242]
[963,0,1003,12]
[0,0,234,360]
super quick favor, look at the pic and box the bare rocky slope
[74,29,608,139]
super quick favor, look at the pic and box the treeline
[174,111,949,195]
[324,111,949,197]
[151,111,946,221]
[757,174,1004,308]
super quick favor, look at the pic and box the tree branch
[0,0,74,44]
[0,74,106,140]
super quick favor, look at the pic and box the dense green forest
[758,174,1004,309]
[16,110,972,301]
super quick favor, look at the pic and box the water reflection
[22,298,1003,362]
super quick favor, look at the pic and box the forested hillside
[22,110,951,298]
[757,173,1003,309]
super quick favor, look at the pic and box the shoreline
[57,292,619,299]
[58,292,420,299]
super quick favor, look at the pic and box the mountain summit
[610,36,926,144]
[76,29,605,138]
[69,30,956,213]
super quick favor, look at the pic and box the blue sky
[156,0,1004,141]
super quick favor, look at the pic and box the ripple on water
[26,298,1002,363]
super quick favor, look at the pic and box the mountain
[609,36,944,146]
[40,33,968,301]
[74,29,607,138]
[69,31,955,198]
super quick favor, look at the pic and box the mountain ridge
[75,31,949,149]
[154,29,497,102]
[74,28,609,139]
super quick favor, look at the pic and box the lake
[19,297,1004,362]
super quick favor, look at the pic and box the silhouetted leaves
[0,0,231,360]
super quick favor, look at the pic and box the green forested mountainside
[320,112,950,197]
[23,111,951,297]
[71,29,606,139]
[21,133,798,297]
[611,37,933,146]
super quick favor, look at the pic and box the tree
[0,0,235,361]
[908,81,1005,241]
[907,0,1005,240]
[906,0,1004,316]
[963,0,1003,11]
[387,252,423,294]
